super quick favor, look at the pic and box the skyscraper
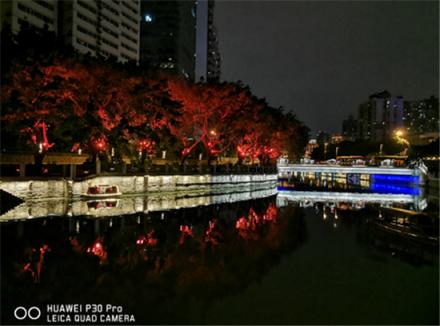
[195,0,220,82]
[206,1,220,82]
[139,0,220,82]
[139,0,196,79]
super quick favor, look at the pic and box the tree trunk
[34,153,44,176]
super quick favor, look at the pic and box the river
[1,174,438,325]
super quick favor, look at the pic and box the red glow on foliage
[26,120,55,151]
[136,230,158,246]
[21,244,50,283]
[138,139,155,155]
[204,219,222,245]
[235,216,249,230]
[179,224,193,245]
[182,148,191,156]
[86,239,107,264]
[92,138,107,152]
[263,203,277,221]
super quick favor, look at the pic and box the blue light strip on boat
[371,174,419,184]
[370,183,420,195]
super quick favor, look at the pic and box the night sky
[215,1,439,134]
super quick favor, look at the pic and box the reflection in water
[1,178,438,324]
[1,196,308,324]
[278,170,427,211]
[0,186,277,221]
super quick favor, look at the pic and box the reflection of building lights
[333,222,337,228]
[323,212,327,220]
[334,212,338,219]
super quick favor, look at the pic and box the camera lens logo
[14,306,41,320]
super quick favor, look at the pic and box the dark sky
[215,1,439,134]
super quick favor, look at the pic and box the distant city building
[357,91,404,141]
[404,96,439,135]
[206,1,220,82]
[342,115,357,141]
[1,0,141,63]
[195,0,220,82]
[139,0,196,79]
[403,96,439,145]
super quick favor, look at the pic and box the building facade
[1,0,141,63]
[357,91,404,142]
[139,0,196,79]
[404,96,439,135]
[138,0,220,82]
[1,0,58,34]
[206,0,220,82]
[194,0,220,82]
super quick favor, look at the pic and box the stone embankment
[0,174,278,200]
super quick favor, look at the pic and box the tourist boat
[83,185,122,198]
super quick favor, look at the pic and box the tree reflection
[1,197,307,324]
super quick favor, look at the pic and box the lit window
[144,13,153,22]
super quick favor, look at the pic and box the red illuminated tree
[167,78,257,163]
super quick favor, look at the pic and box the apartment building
[1,0,140,63]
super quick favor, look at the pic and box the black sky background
[215,1,439,134]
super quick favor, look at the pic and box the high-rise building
[1,0,58,34]
[194,0,220,82]
[138,0,220,82]
[404,96,439,135]
[206,1,220,82]
[139,0,196,79]
[1,0,141,63]
[357,91,404,141]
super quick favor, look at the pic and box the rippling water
[1,180,438,324]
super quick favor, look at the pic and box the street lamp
[394,129,409,147]
[394,129,410,156]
